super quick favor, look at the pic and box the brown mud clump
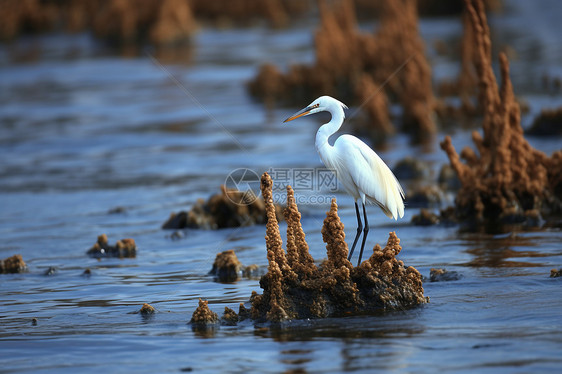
[407,185,443,208]
[243,264,260,278]
[139,303,156,316]
[440,0,562,229]
[246,172,427,322]
[87,234,137,258]
[248,0,437,143]
[392,157,431,181]
[190,299,219,325]
[221,307,239,326]
[438,164,462,191]
[162,185,283,230]
[412,209,440,226]
[1,254,27,274]
[209,250,243,282]
[429,268,462,282]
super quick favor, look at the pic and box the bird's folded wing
[338,136,405,220]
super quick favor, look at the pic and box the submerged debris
[190,299,219,325]
[412,207,457,227]
[238,303,251,321]
[0,254,27,274]
[248,0,436,143]
[243,264,261,278]
[209,250,261,282]
[246,172,427,322]
[43,267,57,276]
[392,157,431,181]
[407,185,443,208]
[87,234,137,258]
[139,303,156,316]
[440,0,562,229]
[438,163,462,191]
[429,268,462,282]
[221,307,239,326]
[209,250,243,282]
[412,209,440,226]
[526,107,562,137]
[163,185,283,230]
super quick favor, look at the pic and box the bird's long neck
[315,105,345,154]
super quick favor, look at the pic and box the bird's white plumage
[326,135,404,219]
[285,95,404,220]
[283,95,405,265]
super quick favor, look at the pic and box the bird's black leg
[348,202,363,261]
[357,203,369,266]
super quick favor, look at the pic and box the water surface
[1,1,562,372]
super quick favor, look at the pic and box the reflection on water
[258,315,426,341]
[460,232,561,268]
[1,0,562,372]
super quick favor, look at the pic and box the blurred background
[1,0,561,373]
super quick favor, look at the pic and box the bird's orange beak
[283,106,314,123]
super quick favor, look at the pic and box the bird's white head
[283,96,348,123]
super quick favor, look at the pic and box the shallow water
[1,1,562,372]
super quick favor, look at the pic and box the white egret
[283,96,405,266]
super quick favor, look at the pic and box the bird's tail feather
[371,198,394,219]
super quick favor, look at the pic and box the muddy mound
[248,0,436,143]
[191,172,427,323]
[163,185,284,230]
[440,0,562,229]
[87,234,137,258]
